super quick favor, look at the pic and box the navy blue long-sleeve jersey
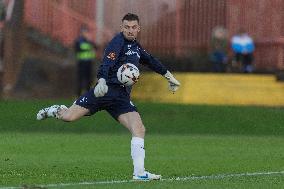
[97,33,167,86]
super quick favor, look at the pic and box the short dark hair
[122,13,139,24]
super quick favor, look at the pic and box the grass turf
[1,99,283,135]
[0,100,284,188]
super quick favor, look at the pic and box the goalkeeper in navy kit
[36,13,180,181]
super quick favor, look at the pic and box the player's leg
[118,112,161,180]
[118,111,145,138]
[37,104,89,122]
[37,88,96,121]
[57,104,89,122]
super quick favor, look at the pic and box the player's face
[121,20,140,41]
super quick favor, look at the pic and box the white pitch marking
[1,170,284,189]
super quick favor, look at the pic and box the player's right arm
[94,34,124,97]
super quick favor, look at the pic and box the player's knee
[133,124,146,137]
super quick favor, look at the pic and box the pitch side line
[1,170,284,189]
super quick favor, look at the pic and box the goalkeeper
[36,13,180,181]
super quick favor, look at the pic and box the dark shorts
[75,84,137,120]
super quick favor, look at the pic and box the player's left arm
[139,47,180,92]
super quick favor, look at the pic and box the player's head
[121,13,140,41]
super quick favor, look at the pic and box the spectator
[209,26,228,72]
[231,28,255,73]
[74,25,97,96]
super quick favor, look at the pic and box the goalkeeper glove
[94,78,108,97]
[164,71,181,92]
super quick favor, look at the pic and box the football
[117,63,140,86]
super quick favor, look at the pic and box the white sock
[131,137,145,175]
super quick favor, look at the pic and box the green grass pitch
[0,100,284,188]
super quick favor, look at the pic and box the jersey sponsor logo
[107,52,116,60]
[125,50,140,58]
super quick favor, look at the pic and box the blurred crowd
[210,26,255,73]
